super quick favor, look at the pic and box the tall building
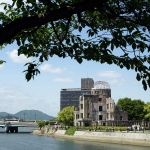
[60,78,94,110]
[81,78,94,89]
[60,88,91,110]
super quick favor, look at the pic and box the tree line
[116,98,150,121]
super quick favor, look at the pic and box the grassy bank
[65,127,76,135]
[75,126,128,132]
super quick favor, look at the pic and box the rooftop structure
[81,78,94,89]
[61,88,91,91]
[93,81,110,89]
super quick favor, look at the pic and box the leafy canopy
[0,0,150,90]
[116,97,145,120]
[144,102,150,120]
[56,106,74,126]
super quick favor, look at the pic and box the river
[0,128,149,150]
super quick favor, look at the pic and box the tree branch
[0,0,109,45]
[77,13,90,26]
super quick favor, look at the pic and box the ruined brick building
[74,81,128,126]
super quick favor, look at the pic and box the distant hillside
[14,110,54,120]
[0,110,54,120]
[0,112,13,119]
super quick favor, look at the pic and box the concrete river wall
[33,129,150,147]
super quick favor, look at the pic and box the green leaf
[136,73,141,81]
[120,64,123,69]
[21,38,26,45]
[132,43,136,50]
[16,39,21,46]
[39,56,43,62]
[142,79,147,91]
[0,3,6,5]
[79,26,82,32]
[16,1,22,8]
[26,73,31,82]
[6,10,11,14]
[35,69,40,75]
[0,60,6,64]
[126,63,130,70]
[4,4,7,10]
[147,79,150,88]
[76,57,82,64]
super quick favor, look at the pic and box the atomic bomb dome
[93,81,110,89]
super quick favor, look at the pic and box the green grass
[77,126,128,131]
[65,127,76,135]
[65,126,148,135]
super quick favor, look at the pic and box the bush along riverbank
[33,126,150,147]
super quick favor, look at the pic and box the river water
[0,128,149,150]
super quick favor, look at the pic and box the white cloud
[0,64,4,69]
[53,78,74,82]
[40,64,66,73]
[7,49,32,63]
[108,78,125,87]
[0,85,56,116]
[97,71,125,87]
[97,71,121,78]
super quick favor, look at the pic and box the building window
[110,103,113,108]
[107,113,109,119]
[107,104,109,109]
[99,106,102,111]
[81,104,83,109]
[81,113,83,118]
[99,98,102,101]
[99,115,103,120]
[110,114,112,119]
[87,103,89,109]
[120,116,123,120]
[76,114,79,119]
[87,113,90,118]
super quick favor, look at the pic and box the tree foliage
[116,97,145,120]
[37,120,46,129]
[0,0,150,89]
[56,106,74,126]
[144,102,150,120]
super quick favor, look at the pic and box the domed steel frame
[94,81,110,89]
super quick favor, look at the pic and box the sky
[0,0,150,117]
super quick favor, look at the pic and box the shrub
[37,120,46,130]
[65,127,76,135]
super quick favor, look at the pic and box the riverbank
[33,129,150,147]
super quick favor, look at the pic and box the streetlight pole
[23,113,26,122]
[35,114,36,121]
[7,114,9,119]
